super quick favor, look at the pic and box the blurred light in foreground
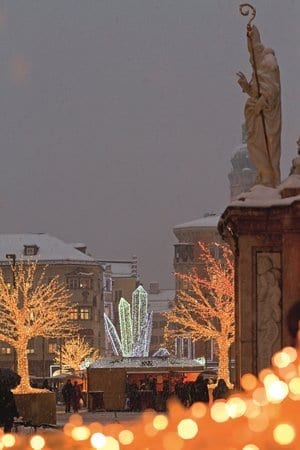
[153,415,168,430]
[90,432,106,449]
[241,373,258,391]
[30,435,45,450]
[177,419,198,439]
[210,401,229,423]
[71,426,91,441]
[118,430,134,445]
[1,434,15,448]
[273,423,296,446]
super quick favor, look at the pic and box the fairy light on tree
[54,336,99,371]
[0,260,78,393]
[164,242,235,384]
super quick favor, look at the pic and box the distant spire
[242,123,247,144]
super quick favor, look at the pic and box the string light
[54,336,99,371]
[164,242,234,384]
[0,260,77,393]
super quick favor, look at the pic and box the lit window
[48,343,58,353]
[1,347,12,354]
[79,308,90,320]
[70,308,78,320]
[26,348,35,354]
[79,278,93,289]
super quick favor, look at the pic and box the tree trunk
[216,339,231,384]
[15,342,32,393]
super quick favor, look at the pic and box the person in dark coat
[71,381,83,413]
[62,379,74,413]
[193,374,209,404]
[212,379,230,401]
[0,382,19,432]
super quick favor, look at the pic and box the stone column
[218,199,300,384]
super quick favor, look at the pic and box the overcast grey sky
[0,1,299,288]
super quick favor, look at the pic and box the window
[24,245,39,256]
[79,308,91,320]
[67,278,80,289]
[66,277,93,290]
[114,290,122,302]
[70,308,78,320]
[1,347,12,354]
[26,348,35,354]
[79,278,93,289]
[48,342,58,353]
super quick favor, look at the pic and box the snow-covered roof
[99,260,136,277]
[174,214,220,230]
[0,233,98,264]
[89,356,203,370]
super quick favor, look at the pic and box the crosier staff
[238,3,271,167]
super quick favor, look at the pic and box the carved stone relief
[256,252,282,372]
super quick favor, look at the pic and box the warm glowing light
[55,336,99,371]
[190,401,207,418]
[0,260,77,393]
[165,242,234,383]
[71,426,91,441]
[273,423,296,446]
[102,436,119,450]
[90,432,106,449]
[1,434,15,448]
[210,401,229,423]
[281,346,297,362]
[272,350,291,368]
[153,414,169,430]
[241,373,258,391]
[258,368,273,384]
[177,419,198,439]
[265,380,289,403]
[118,430,134,445]
[144,422,158,437]
[289,376,300,396]
[252,387,268,406]
[226,396,247,418]
[242,445,260,450]
[29,435,45,450]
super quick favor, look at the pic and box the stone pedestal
[218,198,300,384]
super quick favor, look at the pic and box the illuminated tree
[164,242,235,383]
[0,261,77,393]
[54,336,99,371]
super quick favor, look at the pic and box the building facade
[99,258,138,356]
[0,233,103,377]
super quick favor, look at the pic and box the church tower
[228,125,256,200]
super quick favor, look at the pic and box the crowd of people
[125,374,230,411]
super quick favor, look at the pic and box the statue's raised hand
[236,71,250,93]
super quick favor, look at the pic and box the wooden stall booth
[87,357,204,411]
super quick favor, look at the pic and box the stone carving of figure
[257,255,281,370]
[237,25,281,188]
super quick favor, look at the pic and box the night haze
[0,1,299,288]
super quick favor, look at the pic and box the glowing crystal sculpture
[104,285,153,357]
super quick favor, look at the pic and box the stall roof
[89,356,204,370]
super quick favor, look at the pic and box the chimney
[149,282,160,295]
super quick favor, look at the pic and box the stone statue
[237,8,281,188]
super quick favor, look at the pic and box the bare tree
[54,336,99,372]
[0,261,77,392]
[164,242,235,383]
